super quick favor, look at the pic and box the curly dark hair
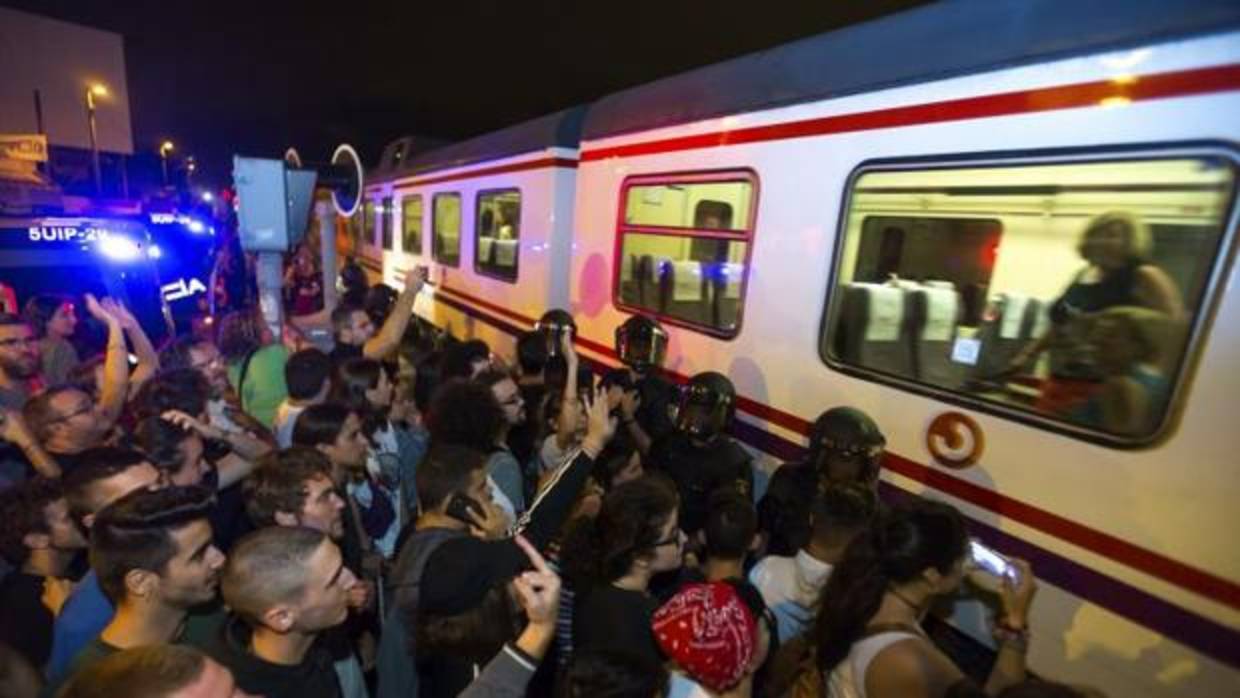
[559,475,679,586]
[0,477,65,566]
[216,309,268,363]
[425,379,503,452]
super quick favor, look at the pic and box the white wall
[0,7,133,154]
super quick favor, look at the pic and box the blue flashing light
[99,236,141,261]
[186,219,206,234]
[147,244,162,259]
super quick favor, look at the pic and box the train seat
[909,285,965,389]
[832,283,915,378]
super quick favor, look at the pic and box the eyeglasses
[650,529,685,549]
[50,403,94,424]
[498,394,523,407]
[0,337,38,348]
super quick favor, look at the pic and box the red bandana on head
[652,582,757,692]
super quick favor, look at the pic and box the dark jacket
[201,616,341,698]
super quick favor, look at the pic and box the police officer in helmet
[613,314,677,455]
[757,406,886,557]
[648,371,754,537]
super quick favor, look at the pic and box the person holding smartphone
[810,499,1037,698]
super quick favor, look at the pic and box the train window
[381,197,394,251]
[433,192,461,267]
[475,189,521,282]
[362,200,376,249]
[821,153,1238,444]
[347,207,363,256]
[615,173,758,337]
[402,195,423,255]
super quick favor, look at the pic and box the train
[341,1,1240,695]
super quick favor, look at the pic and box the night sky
[2,0,926,185]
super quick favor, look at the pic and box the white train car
[360,110,585,355]
[360,1,1240,694]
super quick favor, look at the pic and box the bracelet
[992,623,1030,653]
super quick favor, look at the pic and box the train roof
[369,107,587,184]
[369,0,1240,184]
[582,0,1240,141]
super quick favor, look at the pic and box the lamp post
[85,83,108,194]
[159,140,175,186]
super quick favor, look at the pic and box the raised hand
[161,409,224,441]
[583,385,617,452]
[100,298,139,331]
[512,534,562,626]
[83,293,120,327]
[404,266,428,294]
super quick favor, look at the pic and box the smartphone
[445,493,485,525]
[969,540,1018,582]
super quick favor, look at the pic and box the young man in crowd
[243,447,372,698]
[20,296,132,473]
[206,526,357,698]
[273,348,332,448]
[46,449,166,680]
[330,267,426,364]
[159,336,266,439]
[653,581,773,698]
[749,482,876,643]
[56,645,248,698]
[53,486,224,688]
[0,477,88,671]
[692,489,760,585]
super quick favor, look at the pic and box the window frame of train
[818,145,1240,448]
[401,194,423,256]
[474,188,522,282]
[432,191,462,267]
[611,169,760,339]
[381,196,395,251]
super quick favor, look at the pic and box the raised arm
[553,332,579,451]
[84,295,129,426]
[106,300,160,399]
[363,267,426,360]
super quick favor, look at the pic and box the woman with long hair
[23,294,80,384]
[560,475,685,667]
[812,500,1037,698]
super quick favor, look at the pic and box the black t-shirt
[573,584,663,667]
[0,571,55,670]
[329,341,363,366]
[47,449,93,474]
[200,616,341,698]
[648,433,754,535]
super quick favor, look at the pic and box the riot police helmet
[615,314,668,372]
[808,406,886,485]
[675,371,736,440]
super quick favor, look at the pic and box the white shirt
[748,550,834,643]
[538,433,573,475]
[666,672,713,698]
[273,400,306,448]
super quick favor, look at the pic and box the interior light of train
[98,235,141,261]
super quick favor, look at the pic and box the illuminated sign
[27,226,113,243]
[161,277,208,303]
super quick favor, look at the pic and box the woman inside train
[1007,211,1184,421]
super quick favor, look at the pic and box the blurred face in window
[1079,221,1133,271]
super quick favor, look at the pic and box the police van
[0,214,174,346]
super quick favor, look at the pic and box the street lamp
[159,140,175,186]
[85,83,108,194]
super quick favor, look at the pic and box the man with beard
[20,296,132,474]
[159,336,273,442]
[0,313,42,410]
[52,486,225,690]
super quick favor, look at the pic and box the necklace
[889,587,926,619]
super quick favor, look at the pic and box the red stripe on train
[580,63,1240,161]
[428,285,1240,611]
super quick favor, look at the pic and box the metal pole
[161,153,168,185]
[86,90,102,195]
[316,199,338,311]
[255,252,284,343]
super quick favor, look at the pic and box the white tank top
[826,630,920,698]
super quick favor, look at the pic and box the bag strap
[237,348,258,404]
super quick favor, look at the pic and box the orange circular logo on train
[926,412,984,469]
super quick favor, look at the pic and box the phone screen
[969,540,1016,581]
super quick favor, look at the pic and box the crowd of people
[0,263,1106,698]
